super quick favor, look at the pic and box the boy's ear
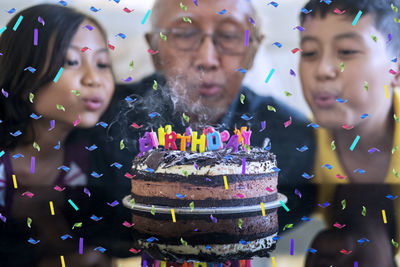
[391,61,400,88]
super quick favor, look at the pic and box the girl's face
[33,20,114,128]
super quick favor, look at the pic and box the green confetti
[130,198,135,208]
[183,113,190,123]
[364,81,369,91]
[56,104,65,111]
[120,139,125,150]
[395,17,400,23]
[331,140,336,151]
[238,219,243,229]
[160,32,167,41]
[129,60,134,71]
[182,170,189,177]
[392,239,399,248]
[392,3,399,12]
[29,93,34,103]
[153,80,158,90]
[189,201,194,211]
[283,91,292,97]
[180,237,188,246]
[183,17,192,23]
[394,114,400,123]
[267,105,276,112]
[362,206,367,216]
[392,145,399,154]
[244,144,250,152]
[33,142,40,152]
[283,223,293,231]
[240,93,245,104]
[27,217,32,228]
[371,35,378,42]
[341,199,346,210]
[72,222,82,229]
[180,2,187,11]
[71,90,80,96]
[151,205,156,215]
[340,62,344,72]
[394,168,400,178]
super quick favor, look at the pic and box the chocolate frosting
[133,147,276,171]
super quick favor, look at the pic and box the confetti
[183,113,190,123]
[392,3,399,12]
[265,68,275,83]
[54,141,60,150]
[120,139,125,150]
[0,26,6,36]
[353,168,366,174]
[2,88,9,98]
[31,157,35,173]
[368,147,380,154]
[27,217,32,228]
[189,201,194,211]
[108,41,115,50]
[28,238,40,245]
[342,124,354,130]
[57,104,66,112]
[216,9,227,15]
[110,162,122,169]
[123,221,135,228]
[318,202,330,208]
[284,91,292,96]
[290,69,296,77]
[193,0,198,6]
[151,205,156,215]
[33,28,38,46]
[360,113,369,119]
[259,121,266,132]
[90,215,102,221]
[336,98,348,103]
[183,17,192,23]
[30,113,42,120]
[236,68,247,73]
[296,145,308,152]
[85,144,98,151]
[352,10,363,26]
[24,66,36,73]
[272,42,282,48]
[180,2,188,11]
[260,202,266,216]
[210,215,218,223]
[331,140,336,150]
[94,246,106,253]
[54,185,66,191]
[13,15,23,31]
[49,201,55,215]
[5,8,16,14]
[0,213,6,223]
[123,7,134,13]
[53,67,64,83]
[58,0,67,6]
[392,239,399,248]
[38,16,45,25]
[90,6,101,12]
[148,112,161,118]
[241,114,253,121]
[171,209,176,222]
[249,17,255,26]
[141,10,151,24]
[341,199,346,210]
[12,153,24,159]
[291,48,303,53]
[301,8,312,14]
[267,105,276,112]
[350,135,360,151]
[290,239,294,255]
[68,199,79,211]
[121,77,132,82]
[0,151,4,158]
[115,33,126,39]
[340,249,352,255]
[176,193,187,199]
[340,62,344,72]
[306,248,317,254]
[294,189,302,198]
[268,2,279,8]
[357,238,370,244]
[283,224,293,231]
[83,187,91,197]
[382,209,387,224]
[147,49,159,55]
[334,8,346,14]
[361,206,367,216]
[96,121,108,128]
[129,60,134,71]
[60,234,72,240]
[280,200,290,212]
[386,194,398,200]
[301,216,312,221]
[293,26,304,31]
[90,171,103,178]
[29,92,34,103]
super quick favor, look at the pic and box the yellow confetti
[240,94,245,104]
[49,201,55,215]
[180,2,187,11]
[120,140,125,150]
[129,60,134,71]
[183,113,190,123]
[72,222,82,229]
[160,32,167,41]
[56,104,65,111]
[29,92,34,103]
[183,17,192,23]
[27,217,32,228]
[12,174,18,189]
[33,142,40,151]
[267,105,276,112]
[71,90,80,96]
[153,80,158,90]
[171,209,176,222]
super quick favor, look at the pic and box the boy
[299,0,400,184]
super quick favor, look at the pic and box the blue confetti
[145,168,154,173]
[58,0,67,6]
[60,234,72,240]
[239,240,249,244]
[336,98,348,103]
[83,25,94,31]
[357,238,370,244]
[272,235,283,241]
[96,121,108,128]
[224,155,233,160]
[24,67,36,73]
[125,96,136,103]
[392,57,398,63]
[216,9,227,15]
[94,246,106,253]
[272,167,281,172]
[122,77,133,82]
[57,165,70,172]
[91,171,103,178]
[249,17,256,26]
[301,216,313,221]
[353,168,366,174]
[235,68,247,73]
[107,200,119,207]
[115,33,126,39]
[10,130,22,137]
[85,144,98,151]
[241,114,253,121]
[110,162,123,169]
[318,202,330,208]
[90,215,103,221]
[302,172,314,179]
[301,8,312,14]
[148,112,161,118]
[28,238,40,244]
[176,193,187,199]
[12,153,24,159]
[272,42,282,48]
[368,147,380,154]
[54,141,60,150]
[321,164,333,170]
[320,0,332,4]
[267,1,279,7]
[90,6,101,12]
[386,194,398,200]
[360,113,369,119]
[307,123,320,128]
[205,245,211,250]
[296,145,308,152]
[5,8,16,14]
[306,248,317,254]
[30,113,42,120]
[146,237,159,243]
[293,26,304,31]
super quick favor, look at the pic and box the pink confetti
[108,41,115,51]
[333,222,346,229]
[131,123,143,129]
[389,69,400,75]
[291,48,303,54]
[81,47,90,52]
[266,187,274,192]
[124,173,135,179]
[123,7,134,13]
[342,124,354,130]
[54,185,66,191]
[21,191,34,198]
[336,174,347,179]
[123,221,135,227]
[236,193,245,199]
[284,116,292,128]
[147,49,159,55]
[333,8,346,15]
[129,248,141,254]
[73,115,80,127]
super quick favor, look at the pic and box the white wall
[0,0,310,115]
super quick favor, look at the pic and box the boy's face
[300,13,399,129]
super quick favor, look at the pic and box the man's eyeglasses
[152,28,257,55]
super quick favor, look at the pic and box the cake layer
[131,210,278,244]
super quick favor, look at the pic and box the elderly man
[108,0,315,265]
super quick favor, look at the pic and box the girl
[0,4,115,266]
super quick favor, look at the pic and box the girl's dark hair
[0,4,108,149]
[300,0,400,56]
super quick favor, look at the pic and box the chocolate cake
[126,147,283,262]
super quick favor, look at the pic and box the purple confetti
[318,202,330,208]
[82,25,94,31]
[242,157,246,174]
[83,187,91,197]
[294,189,302,198]
[249,17,255,26]
[194,162,198,170]
[107,200,119,207]
[205,178,212,182]
[290,69,296,77]
[210,215,218,223]
[49,120,55,131]
[2,88,9,98]
[368,147,380,154]
[388,33,392,43]
[259,121,266,132]
[193,0,198,6]
[0,213,6,222]
[245,30,249,47]
[38,16,45,26]
[293,26,304,32]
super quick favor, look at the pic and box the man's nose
[194,35,220,72]
[315,54,338,81]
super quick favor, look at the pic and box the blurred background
[0,1,319,266]
[0,0,311,116]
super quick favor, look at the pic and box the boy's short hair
[300,0,400,56]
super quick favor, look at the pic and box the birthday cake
[125,127,282,262]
